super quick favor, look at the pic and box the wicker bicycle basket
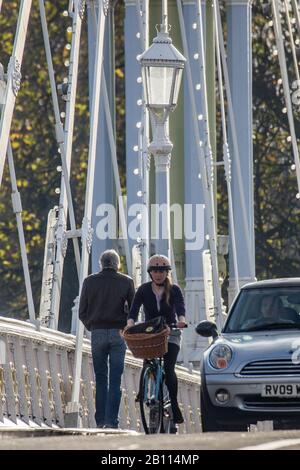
[123,327,169,359]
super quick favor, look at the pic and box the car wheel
[200,387,220,432]
[201,386,248,432]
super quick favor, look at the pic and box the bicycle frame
[139,357,177,434]
[142,358,162,402]
[137,324,187,434]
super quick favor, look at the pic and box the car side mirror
[195,320,218,339]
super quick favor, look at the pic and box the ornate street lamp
[139,24,185,106]
[138,5,185,258]
[139,14,185,155]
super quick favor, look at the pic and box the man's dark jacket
[79,268,135,330]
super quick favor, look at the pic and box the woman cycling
[126,254,187,424]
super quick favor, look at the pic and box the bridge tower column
[226,0,255,305]
[180,0,217,364]
[89,1,116,273]
[125,0,150,284]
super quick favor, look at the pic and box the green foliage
[0,1,88,319]
[218,2,300,281]
[252,2,300,278]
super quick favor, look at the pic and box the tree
[1,1,300,325]
[252,2,300,278]
[218,1,300,283]
[0,1,89,320]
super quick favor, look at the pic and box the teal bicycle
[138,324,187,434]
[139,357,175,434]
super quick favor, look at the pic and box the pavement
[1,427,300,450]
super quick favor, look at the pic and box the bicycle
[138,323,187,435]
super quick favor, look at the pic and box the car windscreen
[224,287,300,333]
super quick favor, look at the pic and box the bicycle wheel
[139,362,163,434]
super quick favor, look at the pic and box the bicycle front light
[209,344,233,370]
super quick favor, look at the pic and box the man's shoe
[96,424,105,429]
[104,424,119,429]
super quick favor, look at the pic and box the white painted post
[0,0,33,187]
[65,0,108,427]
[7,142,36,323]
[48,346,65,427]
[38,0,83,329]
[0,364,4,424]
[81,354,96,428]
[39,209,58,325]
[36,348,53,426]
[11,338,30,425]
[3,362,18,424]
[24,342,43,426]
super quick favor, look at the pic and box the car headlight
[209,344,233,369]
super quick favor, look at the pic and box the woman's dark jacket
[128,282,185,326]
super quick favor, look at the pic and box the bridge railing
[0,317,201,433]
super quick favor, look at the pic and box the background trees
[251,2,300,277]
[0,1,89,321]
[0,1,299,323]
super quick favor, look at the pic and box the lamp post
[138,3,185,259]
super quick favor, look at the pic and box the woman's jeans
[91,329,126,428]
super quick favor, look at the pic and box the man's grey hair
[99,249,120,271]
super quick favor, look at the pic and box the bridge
[0,0,300,442]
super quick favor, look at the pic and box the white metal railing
[0,317,201,433]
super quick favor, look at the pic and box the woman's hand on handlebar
[176,316,187,329]
[169,318,188,329]
[123,319,135,333]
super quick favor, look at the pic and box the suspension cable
[7,142,36,322]
[176,0,223,327]
[271,0,300,195]
[135,0,150,283]
[291,0,300,38]
[90,3,132,275]
[212,0,239,298]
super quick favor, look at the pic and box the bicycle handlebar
[169,322,188,330]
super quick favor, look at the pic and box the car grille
[240,359,300,376]
[243,395,300,410]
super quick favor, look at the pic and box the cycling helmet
[147,254,172,273]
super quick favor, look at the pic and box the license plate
[261,384,300,398]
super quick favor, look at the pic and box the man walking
[79,249,135,429]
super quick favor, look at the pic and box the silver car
[196,279,300,432]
